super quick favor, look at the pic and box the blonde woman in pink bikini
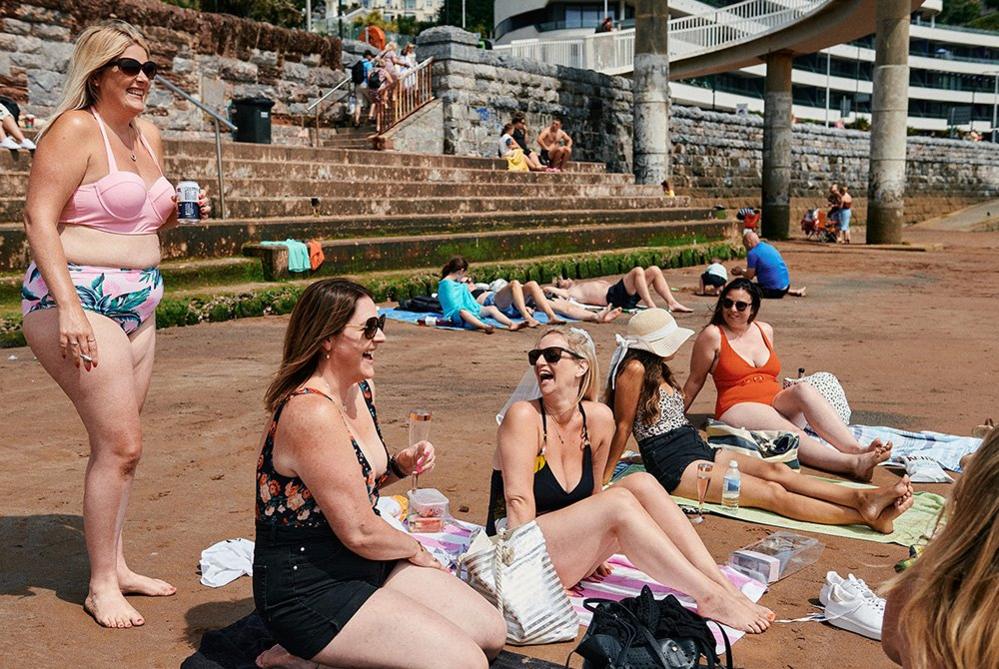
[21,21,209,628]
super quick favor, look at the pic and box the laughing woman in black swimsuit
[487,326,773,634]
[253,279,505,669]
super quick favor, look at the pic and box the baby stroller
[801,208,838,243]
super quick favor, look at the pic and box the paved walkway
[914,198,999,232]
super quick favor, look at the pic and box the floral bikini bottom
[21,262,164,335]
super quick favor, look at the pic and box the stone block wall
[0,0,343,137]
[415,27,998,223]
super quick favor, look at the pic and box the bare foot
[508,322,527,332]
[857,475,910,526]
[526,318,542,328]
[696,589,771,634]
[84,588,145,629]
[256,644,318,669]
[868,488,915,534]
[596,306,623,323]
[718,574,775,621]
[482,325,495,335]
[547,317,567,325]
[118,569,176,597]
[853,440,893,482]
[669,302,694,314]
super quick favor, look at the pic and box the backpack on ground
[351,59,367,85]
[397,295,442,313]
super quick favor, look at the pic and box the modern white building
[493,0,999,133]
[328,0,444,23]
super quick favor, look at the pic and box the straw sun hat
[607,309,694,388]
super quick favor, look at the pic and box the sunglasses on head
[722,298,751,312]
[527,346,582,366]
[107,57,158,78]
[348,314,386,339]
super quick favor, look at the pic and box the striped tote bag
[460,521,580,645]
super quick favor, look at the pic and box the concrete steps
[244,218,733,279]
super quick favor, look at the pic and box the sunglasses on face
[528,346,582,366]
[107,57,158,79]
[722,298,751,312]
[348,315,386,340]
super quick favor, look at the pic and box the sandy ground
[2,227,997,669]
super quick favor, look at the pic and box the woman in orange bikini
[684,279,893,481]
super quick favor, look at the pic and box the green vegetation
[162,0,305,29]
[0,242,742,348]
[937,0,999,29]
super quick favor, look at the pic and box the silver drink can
[177,180,201,222]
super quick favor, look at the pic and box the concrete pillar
[632,0,669,185]
[761,51,793,240]
[867,0,911,244]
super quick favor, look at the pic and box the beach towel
[260,239,310,273]
[612,463,944,546]
[381,306,566,331]
[198,538,255,588]
[842,425,981,473]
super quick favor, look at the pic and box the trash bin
[230,97,274,144]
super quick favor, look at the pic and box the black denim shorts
[253,523,397,660]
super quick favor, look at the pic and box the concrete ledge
[244,218,737,279]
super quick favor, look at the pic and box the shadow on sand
[0,513,89,605]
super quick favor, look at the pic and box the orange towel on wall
[307,240,325,271]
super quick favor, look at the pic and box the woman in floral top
[253,278,505,669]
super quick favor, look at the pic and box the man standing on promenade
[838,185,853,244]
[732,230,807,298]
[538,117,573,172]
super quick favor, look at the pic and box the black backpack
[351,59,367,85]
[367,69,382,89]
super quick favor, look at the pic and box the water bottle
[417,316,437,327]
[722,460,741,510]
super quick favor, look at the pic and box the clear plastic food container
[728,531,824,583]
[407,488,450,533]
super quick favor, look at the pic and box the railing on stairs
[374,58,435,135]
[155,75,237,219]
[492,0,828,74]
[304,75,353,148]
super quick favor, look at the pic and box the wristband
[388,455,406,479]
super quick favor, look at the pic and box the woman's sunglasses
[528,346,582,366]
[107,57,158,79]
[721,298,751,312]
[348,315,386,339]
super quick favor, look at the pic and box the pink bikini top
[59,110,175,234]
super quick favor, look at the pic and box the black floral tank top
[255,380,392,528]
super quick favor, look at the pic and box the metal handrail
[374,57,434,134]
[155,74,236,219]
[305,75,353,148]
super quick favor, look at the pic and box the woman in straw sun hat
[605,309,915,533]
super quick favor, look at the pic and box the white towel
[199,538,255,588]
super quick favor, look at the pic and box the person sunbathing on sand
[545,266,693,313]
[438,257,528,334]
[486,326,774,635]
[684,279,893,482]
[606,309,914,534]
[474,275,622,327]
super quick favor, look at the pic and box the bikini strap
[538,399,548,451]
[135,126,164,175]
[90,109,118,172]
[580,402,592,450]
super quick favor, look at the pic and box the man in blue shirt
[732,230,806,298]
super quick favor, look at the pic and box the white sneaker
[819,571,879,607]
[19,138,36,151]
[822,582,884,640]
[1,136,20,150]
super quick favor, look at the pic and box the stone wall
[414,27,998,224]
[0,0,343,137]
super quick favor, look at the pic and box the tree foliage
[435,0,493,37]
[162,0,306,29]
[938,0,988,26]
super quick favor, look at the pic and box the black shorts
[638,426,715,493]
[759,284,789,299]
[539,149,550,165]
[253,523,397,660]
[605,279,641,310]
[701,272,727,288]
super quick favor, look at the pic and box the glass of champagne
[408,409,432,490]
[693,462,713,525]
